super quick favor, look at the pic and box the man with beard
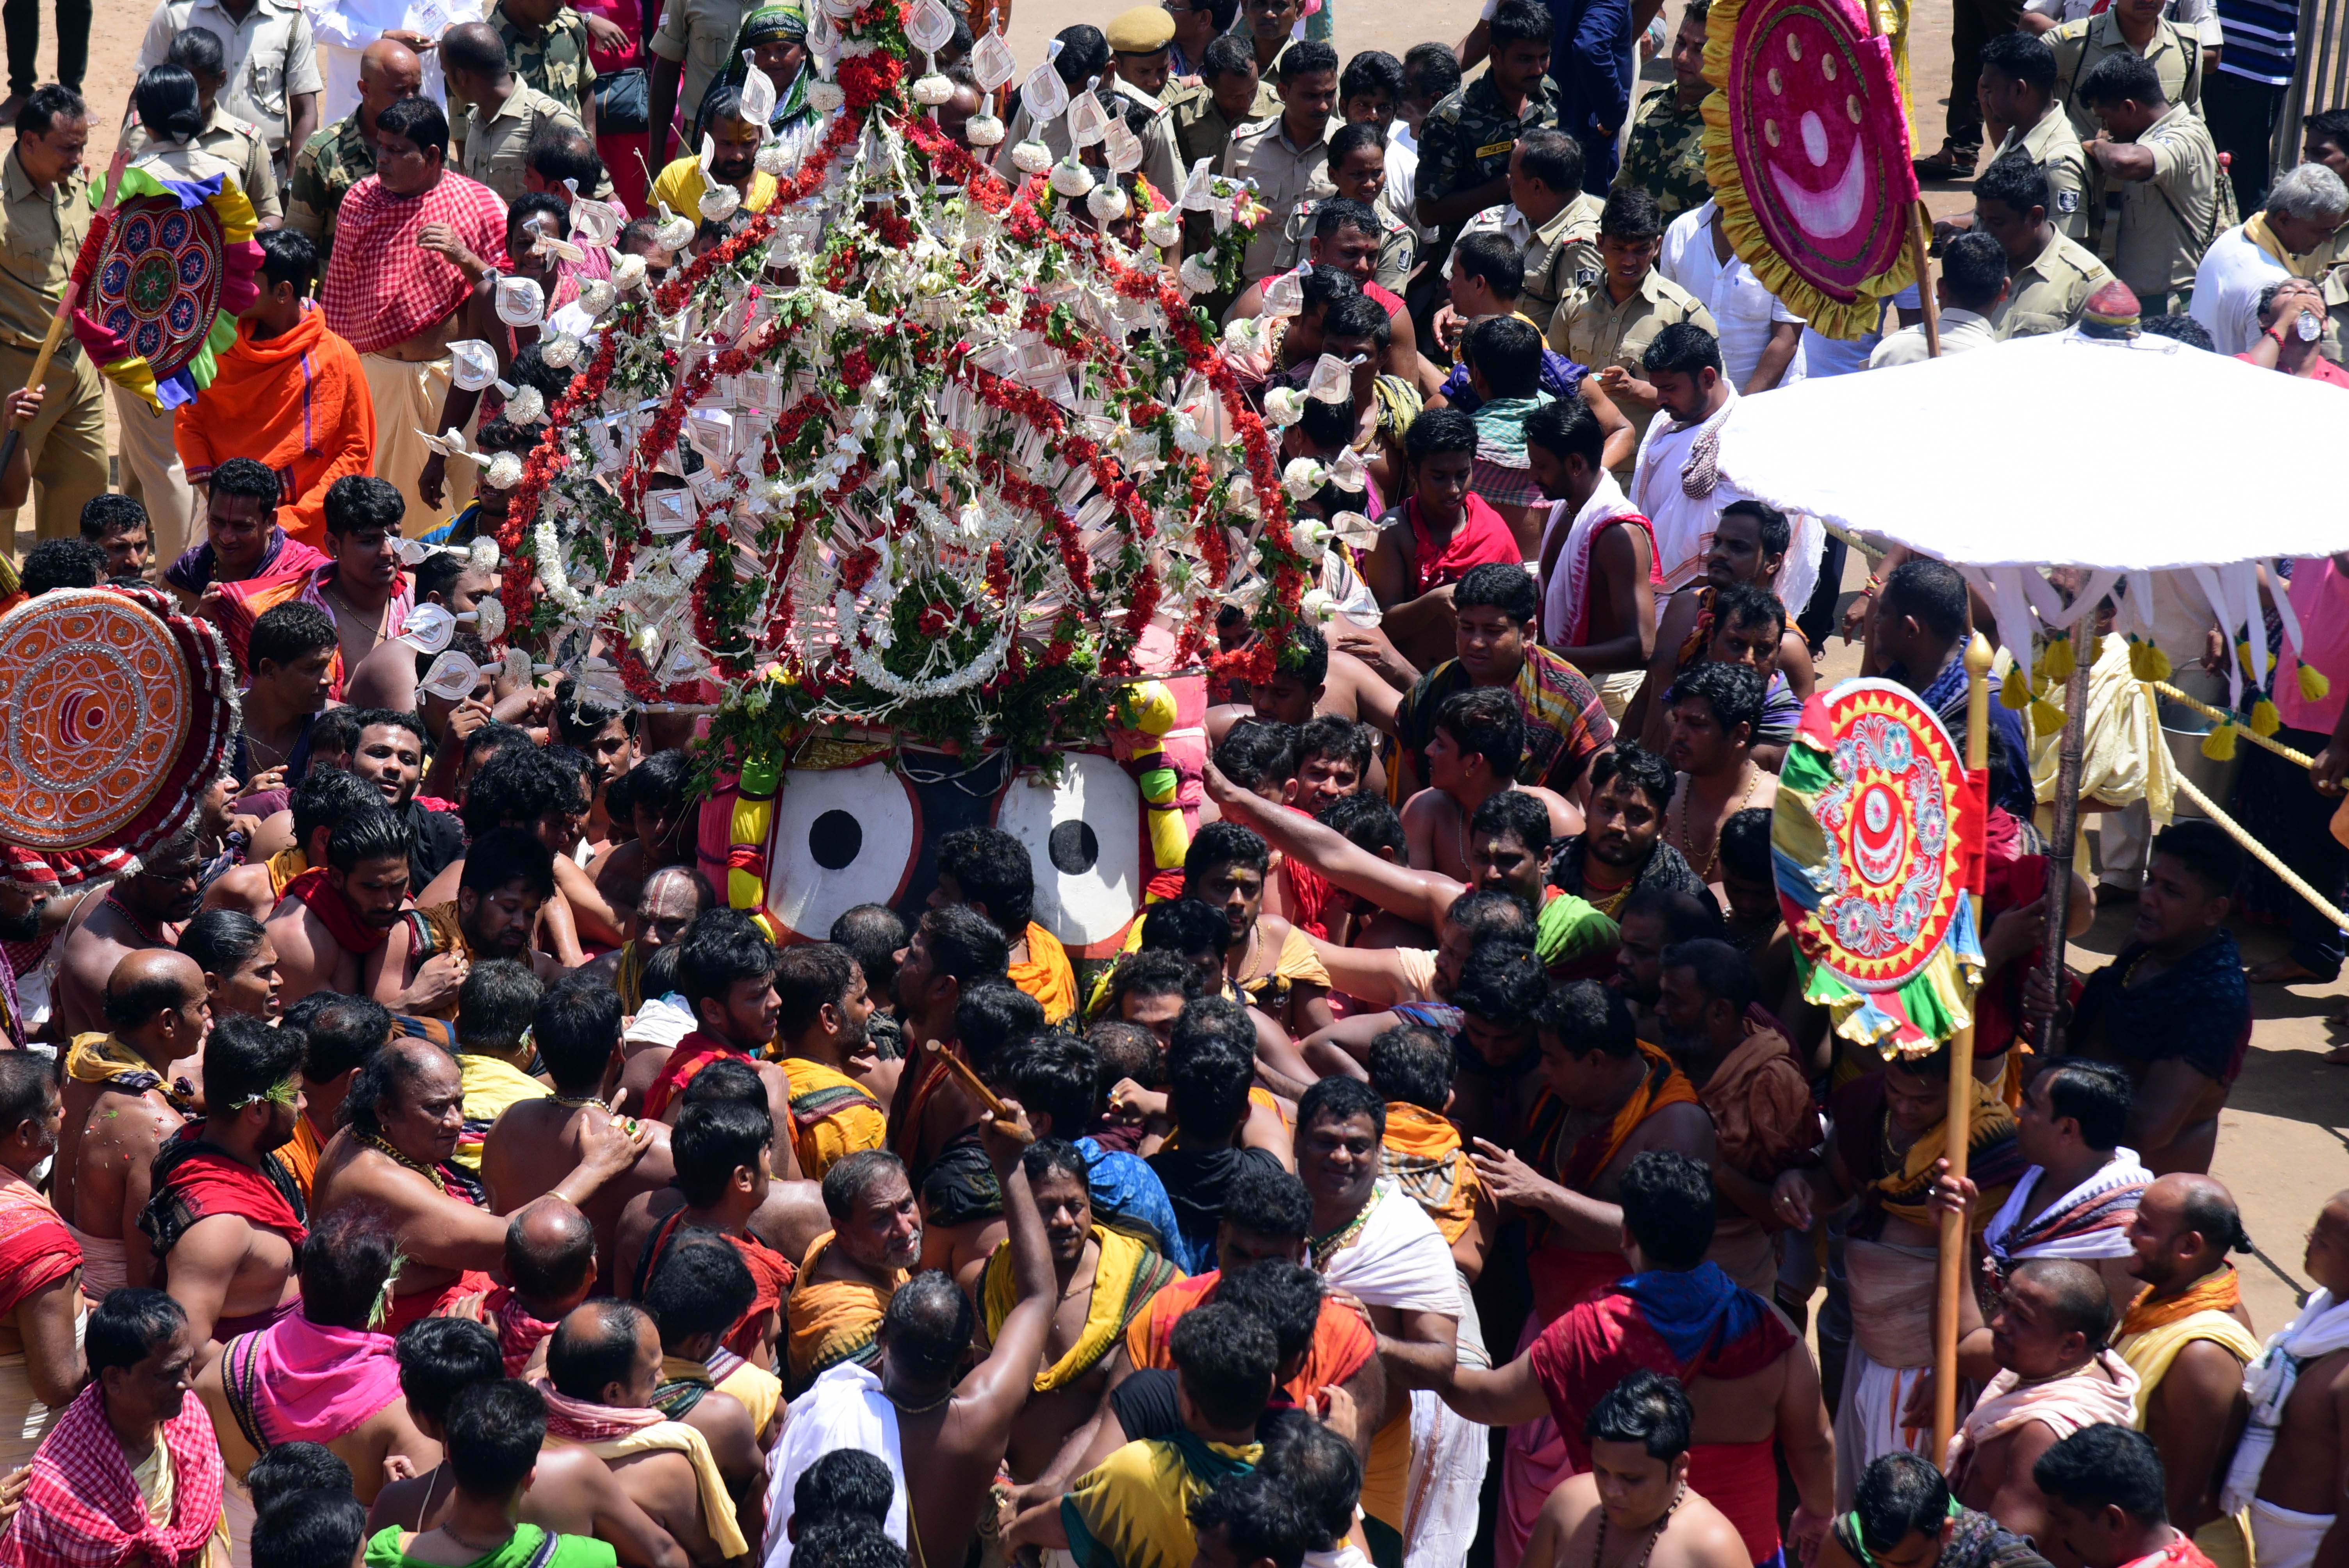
[647,86,773,217]
[1625,500,1815,748]
[585,865,713,1014]
[348,709,466,889]
[1399,686,1581,885]
[773,943,889,1182]
[55,826,206,1037]
[310,1036,651,1331]
[58,951,212,1301]
[1548,743,1715,927]
[205,766,380,922]
[974,1139,1183,1484]
[2112,1174,2261,1563]
[139,1016,310,1354]
[786,1149,923,1394]
[1612,887,1725,1042]
[371,828,565,1022]
[0,1052,86,1470]
[1654,939,1817,1295]
[1659,663,1777,899]
[627,910,795,1156]
[270,809,431,1007]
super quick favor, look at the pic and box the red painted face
[1727,0,1915,293]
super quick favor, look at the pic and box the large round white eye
[996,753,1143,955]
[765,763,918,941]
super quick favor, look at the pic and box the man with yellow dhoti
[978,1140,1183,1484]
[2114,1174,2263,1568]
[934,827,1077,1024]
[786,1150,918,1395]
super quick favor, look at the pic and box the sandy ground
[55,0,2349,1328]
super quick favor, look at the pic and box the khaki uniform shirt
[1520,191,1606,332]
[125,105,282,220]
[284,111,371,265]
[1280,192,1415,286]
[0,148,91,353]
[2089,101,2217,301]
[1867,306,2001,365]
[1997,103,2089,239]
[1993,227,2114,338]
[1547,265,1716,449]
[462,82,585,202]
[649,0,747,133]
[1222,114,1339,282]
[2050,12,2203,141]
[1148,81,1284,258]
[135,0,323,158]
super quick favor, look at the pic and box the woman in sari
[692,5,817,167]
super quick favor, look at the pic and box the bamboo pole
[1909,203,1942,358]
[1932,630,1995,1462]
[2172,772,2349,931]
[2030,654,2094,1054]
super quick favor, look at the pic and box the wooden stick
[923,1038,1034,1141]
[1932,630,1994,1463]
[1909,201,1942,358]
[0,132,136,479]
[2032,654,2094,1053]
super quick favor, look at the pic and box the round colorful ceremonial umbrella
[1773,679,1986,1056]
[71,166,263,412]
[1702,0,1920,337]
[0,585,238,859]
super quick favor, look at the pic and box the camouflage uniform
[1415,72,1563,260]
[1614,83,1708,225]
[284,111,374,268]
[451,0,600,156]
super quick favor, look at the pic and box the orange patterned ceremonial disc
[0,588,196,850]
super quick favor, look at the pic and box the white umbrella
[1711,328,2344,700]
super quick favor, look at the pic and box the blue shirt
[1893,649,2034,818]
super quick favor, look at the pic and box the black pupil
[811,810,863,871]
[1049,820,1098,875]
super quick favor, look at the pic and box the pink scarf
[0,1384,225,1568]
[221,1313,404,1450]
[533,1379,667,1443]
[1945,1349,2140,1482]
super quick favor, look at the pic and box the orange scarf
[1540,1039,1704,1192]
[2120,1265,2243,1337]
[1380,1103,1481,1244]
[1009,921,1076,1024]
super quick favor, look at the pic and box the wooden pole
[1909,202,1942,358]
[0,133,135,480]
[1932,629,1995,1462]
[2030,653,2095,1053]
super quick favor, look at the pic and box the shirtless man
[308,478,416,678]
[269,810,433,1008]
[1403,687,1578,883]
[1526,395,1657,710]
[2225,1188,2349,1568]
[309,1036,651,1330]
[368,828,566,1020]
[587,750,697,933]
[581,864,710,1010]
[1182,823,1333,1039]
[483,975,675,1279]
[367,1317,690,1568]
[1624,501,1816,746]
[626,908,795,1153]
[1944,1259,2139,1543]
[974,1138,1178,1484]
[55,827,205,1038]
[205,767,380,923]
[192,1207,435,1501]
[140,1016,308,1354]
[58,951,209,1296]
[1205,622,1404,750]
[786,1149,923,1395]
[890,905,1012,1180]
[1659,662,1777,899]
[418,746,620,960]
[1520,1373,1755,1568]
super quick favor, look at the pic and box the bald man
[287,36,425,268]
[582,866,711,1013]
[2115,1175,2261,1561]
[488,1198,602,1375]
[57,951,210,1303]
[312,1037,652,1332]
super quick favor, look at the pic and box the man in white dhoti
[2221,1190,2349,1568]
[1627,322,1824,627]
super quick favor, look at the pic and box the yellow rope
[2170,773,2349,932]
[2148,681,2319,770]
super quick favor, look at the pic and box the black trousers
[2205,71,2287,212]
[1944,0,2026,157]
[2240,723,2349,980]
[3,0,87,93]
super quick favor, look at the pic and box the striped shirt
[2214,0,2296,83]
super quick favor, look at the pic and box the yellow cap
[1107,4,1176,52]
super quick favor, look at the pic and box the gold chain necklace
[362,1132,448,1196]
[1675,767,1758,879]
[1309,1184,1381,1269]
[1592,1483,1683,1568]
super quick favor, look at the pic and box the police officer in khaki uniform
[0,88,105,543]
[2078,52,2216,314]
[1547,185,1715,475]
[1278,121,1415,285]
[1504,128,1602,331]
[1983,33,2089,239]
[1105,5,1175,104]
[1222,39,1341,283]
[2049,0,2202,141]
[443,22,584,203]
[1975,150,2116,337]
[134,0,323,172]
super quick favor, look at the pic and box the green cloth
[695,3,810,140]
[1535,889,1620,975]
[366,1524,617,1568]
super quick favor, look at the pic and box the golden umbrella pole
[1932,631,1995,1461]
